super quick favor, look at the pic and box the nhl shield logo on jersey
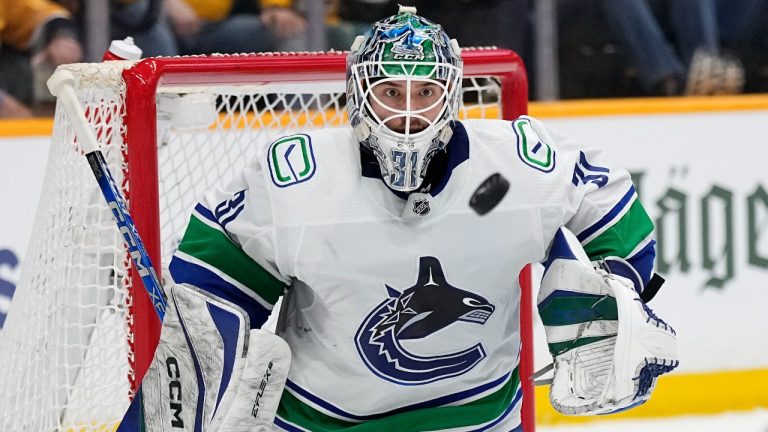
[267,134,316,188]
[354,256,495,385]
[412,198,430,216]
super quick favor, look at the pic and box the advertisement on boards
[0,136,49,328]
[546,110,768,373]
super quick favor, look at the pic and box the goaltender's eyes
[378,84,440,99]
[384,88,400,97]
[419,87,435,97]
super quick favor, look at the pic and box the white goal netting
[0,51,525,431]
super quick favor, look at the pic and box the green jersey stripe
[583,198,654,260]
[177,215,285,304]
[276,370,521,431]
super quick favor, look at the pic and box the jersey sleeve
[529,116,656,289]
[168,155,290,329]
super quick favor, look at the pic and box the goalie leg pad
[215,329,291,431]
[141,283,250,431]
[139,284,291,431]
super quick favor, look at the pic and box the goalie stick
[47,70,167,320]
[47,70,290,431]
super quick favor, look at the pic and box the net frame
[0,49,532,431]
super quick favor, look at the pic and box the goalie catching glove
[537,228,678,415]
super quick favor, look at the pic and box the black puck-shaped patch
[413,198,431,216]
[469,173,510,216]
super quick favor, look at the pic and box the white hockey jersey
[169,116,655,431]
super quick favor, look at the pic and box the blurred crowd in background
[1,0,768,118]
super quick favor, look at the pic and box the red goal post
[0,49,533,431]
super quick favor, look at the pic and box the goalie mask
[347,7,463,192]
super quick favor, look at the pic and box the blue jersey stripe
[194,203,218,225]
[274,416,309,431]
[276,381,522,432]
[285,371,513,422]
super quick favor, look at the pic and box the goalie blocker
[118,284,291,431]
[537,228,678,415]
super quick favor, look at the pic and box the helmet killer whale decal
[355,256,495,385]
[379,18,436,59]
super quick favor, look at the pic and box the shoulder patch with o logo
[267,134,317,187]
[512,118,556,173]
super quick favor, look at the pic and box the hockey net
[0,50,529,431]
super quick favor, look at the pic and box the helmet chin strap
[437,123,454,146]
[353,118,371,142]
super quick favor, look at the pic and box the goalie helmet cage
[0,49,533,431]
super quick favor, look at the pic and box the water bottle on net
[102,36,143,61]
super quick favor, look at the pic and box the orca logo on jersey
[267,134,317,188]
[354,256,495,385]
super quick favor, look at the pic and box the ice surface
[538,409,768,432]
